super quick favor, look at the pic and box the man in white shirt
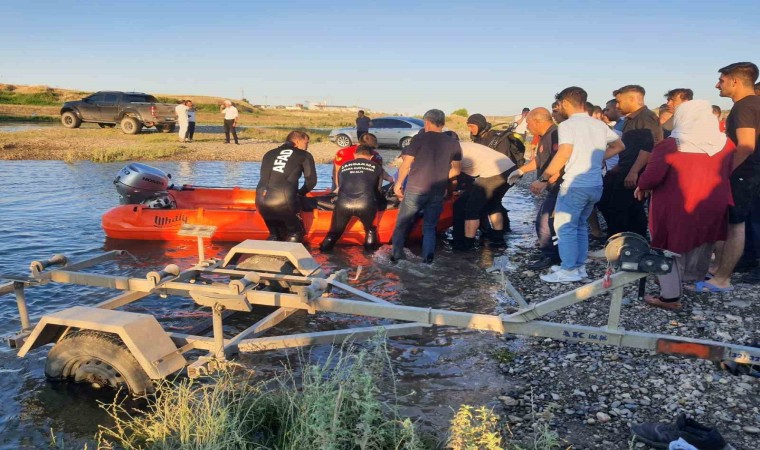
[220,100,239,144]
[538,87,624,283]
[175,100,189,143]
[451,140,515,250]
[513,107,530,139]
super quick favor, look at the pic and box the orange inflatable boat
[102,186,455,244]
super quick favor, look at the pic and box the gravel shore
[486,221,760,449]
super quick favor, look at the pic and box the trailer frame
[3,232,758,392]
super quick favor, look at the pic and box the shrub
[451,108,469,118]
[97,336,426,450]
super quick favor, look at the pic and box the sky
[1,0,756,115]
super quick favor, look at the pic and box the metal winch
[604,232,673,275]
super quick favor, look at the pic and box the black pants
[357,130,368,141]
[536,189,559,258]
[324,201,377,242]
[257,189,304,241]
[598,171,648,238]
[454,171,512,241]
[224,119,238,143]
[185,122,195,140]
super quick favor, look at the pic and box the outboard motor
[114,163,173,206]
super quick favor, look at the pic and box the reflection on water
[0,161,538,447]
[0,122,58,132]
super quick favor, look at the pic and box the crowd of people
[252,61,760,312]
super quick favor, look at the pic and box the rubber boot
[502,206,512,233]
[285,232,304,243]
[320,235,338,253]
[488,229,507,249]
[364,228,379,252]
[452,237,476,252]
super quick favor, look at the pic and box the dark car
[60,91,178,134]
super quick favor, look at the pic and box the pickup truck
[60,91,178,134]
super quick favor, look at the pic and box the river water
[0,160,537,448]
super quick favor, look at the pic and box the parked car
[60,91,178,135]
[328,116,424,149]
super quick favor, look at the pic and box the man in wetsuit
[451,141,515,251]
[332,133,393,189]
[320,145,383,252]
[256,131,317,242]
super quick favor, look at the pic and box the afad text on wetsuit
[273,149,293,173]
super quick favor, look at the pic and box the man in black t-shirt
[256,131,317,242]
[706,62,760,291]
[508,107,562,269]
[598,85,663,238]
[320,145,383,252]
[392,109,462,263]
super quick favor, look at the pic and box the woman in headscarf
[635,100,735,310]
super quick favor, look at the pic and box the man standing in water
[320,145,384,252]
[256,131,316,242]
[392,109,462,263]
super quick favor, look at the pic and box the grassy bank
[0,83,515,163]
[0,113,58,122]
[0,126,348,163]
[89,336,561,450]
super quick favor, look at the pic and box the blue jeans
[554,186,602,270]
[536,189,559,259]
[391,192,444,260]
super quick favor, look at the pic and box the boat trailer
[2,227,759,394]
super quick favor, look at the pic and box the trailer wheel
[120,116,143,135]
[45,330,153,395]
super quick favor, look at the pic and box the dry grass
[0,83,522,163]
[0,126,346,163]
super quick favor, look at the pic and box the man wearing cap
[392,109,462,263]
[467,113,526,167]
[467,113,525,234]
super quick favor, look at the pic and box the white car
[328,116,424,149]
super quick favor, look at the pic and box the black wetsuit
[256,143,317,241]
[320,158,382,251]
